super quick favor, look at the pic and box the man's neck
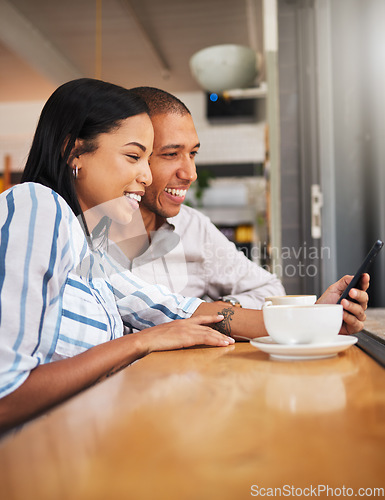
[140,206,167,238]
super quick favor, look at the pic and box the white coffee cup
[265,295,317,306]
[262,302,343,344]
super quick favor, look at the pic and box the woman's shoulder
[3,182,67,205]
[1,182,88,265]
[0,182,83,247]
[1,182,75,221]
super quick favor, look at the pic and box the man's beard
[141,192,170,220]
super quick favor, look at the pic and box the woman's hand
[131,314,235,354]
[317,274,369,334]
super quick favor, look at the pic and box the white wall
[177,91,265,165]
[0,100,44,172]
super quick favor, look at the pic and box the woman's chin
[111,196,139,223]
[83,197,138,230]
[108,207,135,226]
[104,197,138,223]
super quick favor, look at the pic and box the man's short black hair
[131,86,191,117]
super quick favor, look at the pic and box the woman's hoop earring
[73,165,78,179]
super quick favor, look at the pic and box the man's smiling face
[140,112,199,225]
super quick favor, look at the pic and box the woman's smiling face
[74,113,153,227]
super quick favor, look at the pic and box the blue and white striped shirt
[0,183,202,398]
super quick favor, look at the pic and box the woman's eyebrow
[124,141,146,151]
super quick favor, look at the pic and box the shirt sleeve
[0,183,75,398]
[101,253,203,331]
[196,211,286,309]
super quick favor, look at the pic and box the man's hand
[317,274,369,334]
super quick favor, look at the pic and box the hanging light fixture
[189,0,263,95]
[189,44,260,94]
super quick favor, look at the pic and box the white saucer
[250,336,358,361]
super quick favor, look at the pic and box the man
[128,86,285,309]
[122,86,368,338]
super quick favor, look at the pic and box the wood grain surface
[1,337,384,500]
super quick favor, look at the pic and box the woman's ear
[67,139,85,168]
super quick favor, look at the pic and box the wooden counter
[1,335,384,499]
[364,308,385,341]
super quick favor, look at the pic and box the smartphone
[337,239,384,304]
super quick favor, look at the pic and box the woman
[0,79,234,433]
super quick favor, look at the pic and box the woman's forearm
[0,334,146,434]
[0,314,234,434]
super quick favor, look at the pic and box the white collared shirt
[129,205,285,308]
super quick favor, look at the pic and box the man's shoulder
[168,205,224,245]
[171,204,211,226]
[169,205,215,236]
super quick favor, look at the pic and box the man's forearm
[193,302,267,340]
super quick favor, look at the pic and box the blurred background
[0,0,384,304]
